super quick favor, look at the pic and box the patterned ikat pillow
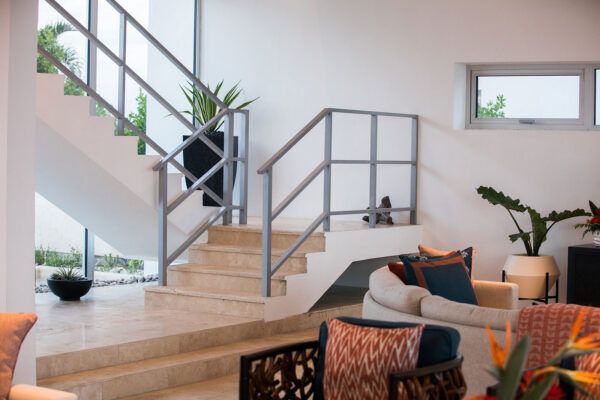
[323,318,424,400]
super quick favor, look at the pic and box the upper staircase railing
[38,0,249,286]
[257,108,418,296]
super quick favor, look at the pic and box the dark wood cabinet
[567,244,600,306]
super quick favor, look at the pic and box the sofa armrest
[473,280,519,310]
[9,385,77,400]
[369,267,430,316]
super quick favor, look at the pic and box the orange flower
[574,332,600,350]
[485,321,512,369]
[570,308,589,341]
[562,369,600,386]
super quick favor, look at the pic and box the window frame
[465,64,600,130]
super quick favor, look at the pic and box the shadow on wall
[334,256,400,288]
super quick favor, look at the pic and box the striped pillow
[323,318,423,400]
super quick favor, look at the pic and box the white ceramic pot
[594,231,600,247]
[503,254,560,299]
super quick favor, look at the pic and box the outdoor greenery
[179,80,258,132]
[37,22,83,96]
[95,254,144,275]
[476,186,587,256]
[123,89,147,155]
[36,246,82,268]
[49,266,85,281]
[478,94,506,118]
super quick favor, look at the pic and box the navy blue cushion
[400,253,478,305]
[313,316,460,400]
[401,247,474,277]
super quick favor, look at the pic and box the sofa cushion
[322,319,423,400]
[388,262,407,284]
[314,316,461,400]
[400,253,478,305]
[369,267,430,315]
[0,313,37,400]
[419,245,475,277]
[421,295,519,331]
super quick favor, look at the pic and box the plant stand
[502,270,559,305]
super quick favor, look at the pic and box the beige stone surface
[121,374,239,400]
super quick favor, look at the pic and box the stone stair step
[207,224,325,253]
[120,374,238,400]
[38,328,317,400]
[188,244,307,274]
[144,285,267,318]
[167,264,288,296]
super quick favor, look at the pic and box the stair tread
[144,285,268,303]
[168,264,290,280]
[190,243,307,257]
[209,223,325,237]
[120,374,239,400]
[38,329,317,389]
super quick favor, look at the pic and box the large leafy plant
[180,80,258,133]
[477,186,587,256]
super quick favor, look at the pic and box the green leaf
[520,372,558,400]
[477,186,527,212]
[528,208,548,256]
[498,335,530,400]
[591,201,599,215]
[509,232,531,243]
[546,208,589,223]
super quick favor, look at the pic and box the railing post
[262,168,273,297]
[369,115,378,228]
[83,228,95,280]
[158,166,168,286]
[223,111,234,225]
[410,117,418,224]
[87,0,98,115]
[239,111,249,225]
[116,12,126,135]
[323,112,332,232]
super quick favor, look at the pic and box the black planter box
[47,279,93,301]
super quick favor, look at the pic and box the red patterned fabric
[323,318,424,400]
[575,352,600,400]
[516,304,600,368]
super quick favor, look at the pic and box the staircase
[35,73,213,260]
[145,218,422,321]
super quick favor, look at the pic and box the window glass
[596,70,599,125]
[476,75,580,119]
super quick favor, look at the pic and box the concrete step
[188,244,307,274]
[38,329,317,400]
[120,374,238,400]
[207,224,325,252]
[144,286,267,319]
[167,264,288,296]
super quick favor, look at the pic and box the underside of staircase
[145,219,422,321]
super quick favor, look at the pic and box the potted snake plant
[476,186,587,299]
[47,266,92,301]
[179,81,257,207]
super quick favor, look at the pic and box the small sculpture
[363,196,394,225]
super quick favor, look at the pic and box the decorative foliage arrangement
[49,266,85,281]
[470,308,600,400]
[574,201,600,238]
[179,80,258,132]
[476,186,587,256]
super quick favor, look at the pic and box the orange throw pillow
[323,318,423,400]
[418,244,455,258]
[0,313,37,400]
[388,262,407,284]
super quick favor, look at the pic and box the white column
[0,0,39,385]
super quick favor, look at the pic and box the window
[466,64,600,130]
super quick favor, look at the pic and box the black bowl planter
[47,279,93,301]
[183,131,238,207]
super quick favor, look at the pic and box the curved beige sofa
[362,267,520,396]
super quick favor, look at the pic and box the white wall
[197,0,600,300]
[0,0,38,384]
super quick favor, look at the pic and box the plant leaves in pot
[476,186,587,299]
[47,266,92,301]
[179,80,257,207]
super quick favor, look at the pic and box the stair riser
[188,249,307,274]
[145,290,264,319]
[208,229,325,252]
[166,270,286,296]
[41,354,241,400]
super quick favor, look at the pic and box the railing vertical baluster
[116,12,126,135]
[158,166,168,286]
[223,111,234,225]
[369,115,378,228]
[323,112,332,232]
[262,169,273,297]
[87,0,98,115]
[239,111,249,225]
[410,117,418,224]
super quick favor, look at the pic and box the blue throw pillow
[401,246,474,277]
[400,253,478,305]
[313,316,460,400]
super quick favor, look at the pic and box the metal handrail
[259,108,418,296]
[39,0,249,286]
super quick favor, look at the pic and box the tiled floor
[35,283,255,357]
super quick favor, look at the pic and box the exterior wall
[0,0,38,384]
[195,0,600,302]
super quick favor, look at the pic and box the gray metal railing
[38,0,249,285]
[257,108,418,297]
